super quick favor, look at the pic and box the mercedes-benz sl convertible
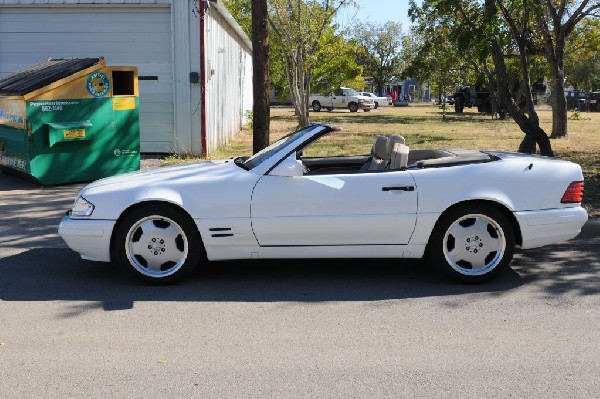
[59,124,588,284]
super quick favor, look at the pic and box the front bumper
[58,214,115,262]
[514,207,588,249]
[358,102,375,110]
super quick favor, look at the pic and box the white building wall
[204,2,252,154]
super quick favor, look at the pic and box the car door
[250,167,418,246]
[332,89,347,108]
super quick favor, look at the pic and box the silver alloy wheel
[125,215,189,278]
[442,213,506,276]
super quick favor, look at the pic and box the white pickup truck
[309,87,375,112]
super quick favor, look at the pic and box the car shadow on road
[2,221,598,315]
[512,220,600,297]
[0,246,526,313]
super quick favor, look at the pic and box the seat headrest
[372,136,388,159]
[386,134,405,154]
[390,143,410,169]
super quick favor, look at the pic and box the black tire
[326,107,334,111]
[312,101,322,112]
[374,102,379,109]
[113,204,202,284]
[348,102,359,112]
[428,204,515,283]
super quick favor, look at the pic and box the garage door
[0,6,174,153]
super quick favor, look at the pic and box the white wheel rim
[125,215,189,278]
[442,214,506,276]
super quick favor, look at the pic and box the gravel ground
[140,154,168,170]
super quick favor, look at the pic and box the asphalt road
[1,171,599,398]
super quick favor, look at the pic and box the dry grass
[176,104,600,216]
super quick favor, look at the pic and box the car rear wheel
[429,204,515,283]
[312,101,322,112]
[114,204,201,284]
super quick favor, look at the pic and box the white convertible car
[59,124,588,284]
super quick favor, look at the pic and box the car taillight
[561,181,584,203]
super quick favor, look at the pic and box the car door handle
[382,186,414,192]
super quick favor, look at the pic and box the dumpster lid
[0,57,102,96]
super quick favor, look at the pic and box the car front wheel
[312,101,322,112]
[429,204,515,283]
[114,204,202,284]
[348,102,359,112]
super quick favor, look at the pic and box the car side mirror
[269,156,303,177]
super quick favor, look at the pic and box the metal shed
[0,0,252,156]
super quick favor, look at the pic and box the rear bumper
[58,215,115,262]
[514,207,588,249]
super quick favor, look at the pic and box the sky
[336,0,422,31]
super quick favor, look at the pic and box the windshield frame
[242,124,327,171]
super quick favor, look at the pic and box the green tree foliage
[352,21,404,96]
[268,0,356,126]
[222,0,361,125]
[222,0,252,33]
[404,8,471,104]
[408,0,555,155]
[565,17,600,92]
[311,27,365,93]
[222,0,288,99]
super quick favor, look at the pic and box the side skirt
[205,244,427,261]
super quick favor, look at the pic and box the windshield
[242,125,321,169]
[344,88,359,96]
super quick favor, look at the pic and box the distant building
[0,0,252,155]
[363,77,430,102]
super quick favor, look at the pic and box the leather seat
[361,136,389,171]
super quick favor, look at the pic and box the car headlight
[71,196,95,217]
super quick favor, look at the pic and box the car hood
[76,159,261,220]
[82,160,241,193]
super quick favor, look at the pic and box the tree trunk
[518,134,537,153]
[550,66,568,138]
[485,0,553,156]
[284,49,310,127]
[535,5,569,139]
[491,40,554,156]
[251,0,270,153]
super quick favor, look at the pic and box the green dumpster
[0,57,140,185]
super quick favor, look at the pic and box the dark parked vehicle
[453,86,491,113]
[565,90,587,111]
[586,92,600,112]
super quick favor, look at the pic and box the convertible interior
[301,134,497,175]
